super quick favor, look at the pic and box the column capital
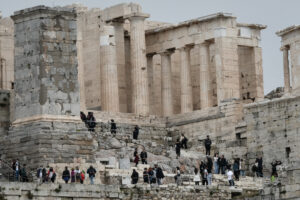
[146,52,156,58]
[178,44,194,51]
[280,45,290,51]
[158,48,175,56]
[124,12,150,20]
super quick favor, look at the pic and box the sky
[1,0,300,94]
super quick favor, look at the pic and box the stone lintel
[124,12,150,20]
[237,23,267,30]
[12,114,81,126]
[276,25,300,37]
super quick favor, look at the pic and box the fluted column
[147,53,155,115]
[100,25,119,112]
[179,46,193,113]
[283,46,291,93]
[199,43,213,109]
[113,20,127,112]
[128,13,150,115]
[159,49,174,116]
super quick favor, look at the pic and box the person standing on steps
[86,112,96,132]
[80,111,87,123]
[180,134,188,149]
[175,167,181,186]
[140,149,148,164]
[155,164,165,185]
[133,125,139,140]
[175,139,181,159]
[227,166,235,187]
[143,168,149,183]
[214,153,219,174]
[87,165,97,185]
[219,155,227,175]
[131,169,139,184]
[233,158,240,181]
[193,167,201,185]
[206,156,213,185]
[202,166,208,185]
[62,166,70,184]
[110,119,117,135]
[37,165,44,184]
[239,159,246,177]
[134,153,140,167]
[256,156,263,177]
[204,135,212,155]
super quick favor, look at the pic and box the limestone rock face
[107,137,122,149]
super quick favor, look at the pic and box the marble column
[283,46,291,93]
[179,46,193,113]
[147,53,155,115]
[100,25,120,112]
[128,13,150,115]
[199,43,213,109]
[113,20,127,112]
[160,50,174,116]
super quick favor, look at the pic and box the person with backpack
[87,165,97,185]
[47,167,56,183]
[204,135,212,155]
[62,166,70,184]
[154,164,165,185]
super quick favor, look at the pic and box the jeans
[229,179,235,186]
[221,166,226,174]
[240,170,245,176]
[205,147,210,155]
[15,170,19,181]
[89,176,94,184]
[214,162,219,174]
[207,173,212,185]
[157,178,162,185]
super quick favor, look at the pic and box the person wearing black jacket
[131,169,139,184]
[133,125,139,140]
[86,112,96,132]
[175,139,181,159]
[206,156,213,185]
[87,165,97,184]
[219,155,227,174]
[271,160,282,177]
[110,119,117,135]
[155,164,165,185]
[204,135,212,155]
[62,166,70,183]
[140,149,148,164]
[256,157,263,177]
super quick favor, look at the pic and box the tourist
[214,153,219,174]
[133,125,139,140]
[227,166,235,187]
[154,164,165,185]
[71,168,75,183]
[180,134,188,149]
[48,167,56,183]
[37,165,44,184]
[12,159,20,181]
[204,135,212,155]
[193,167,200,186]
[148,167,155,184]
[175,167,181,186]
[86,112,96,132]
[202,166,208,185]
[140,149,148,164]
[256,157,263,177]
[42,167,47,183]
[134,154,139,167]
[131,169,139,184]
[80,170,85,184]
[219,155,227,175]
[206,156,213,185]
[80,111,87,123]
[110,119,117,135]
[87,165,97,185]
[240,159,245,177]
[62,166,70,184]
[20,164,28,182]
[175,139,181,159]
[233,158,240,181]
[143,168,149,183]
[75,166,81,183]
[271,160,282,180]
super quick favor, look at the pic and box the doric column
[100,25,119,112]
[159,49,174,116]
[112,20,127,112]
[179,45,193,113]
[282,46,291,93]
[199,42,213,109]
[147,53,155,115]
[127,13,150,115]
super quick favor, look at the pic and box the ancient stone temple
[0,3,300,200]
